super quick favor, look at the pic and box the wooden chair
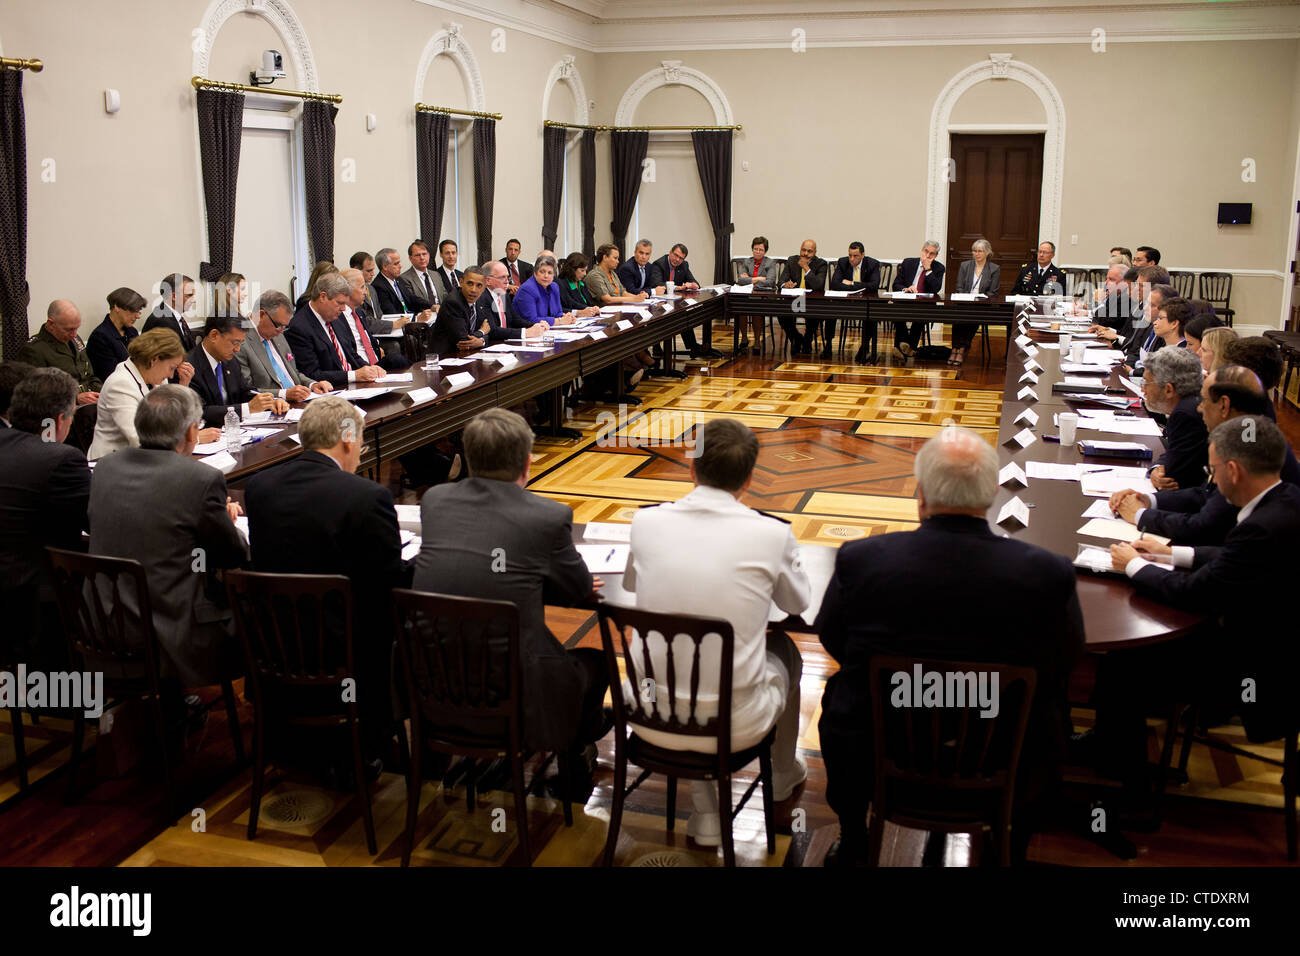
[398,321,433,364]
[1263,330,1300,406]
[1199,272,1235,326]
[866,655,1037,866]
[1168,271,1196,299]
[45,547,244,818]
[1063,268,1091,298]
[878,262,894,293]
[224,569,377,854]
[1086,268,1107,291]
[1,644,29,791]
[390,589,572,867]
[598,604,776,868]
[729,257,770,354]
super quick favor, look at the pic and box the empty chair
[866,655,1037,866]
[598,604,776,868]
[391,589,575,867]
[1063,268,1090,298]
[1199,272,1235,326]
[878,262,894,292]
[224,569,377,854]
[1169,271,1196,299]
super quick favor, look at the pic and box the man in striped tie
[285,273,386,389]
[341,268,411,371]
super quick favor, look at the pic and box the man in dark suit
[88,385,246,688]
[500,238,533,293]
[829,242,881,362]
[142,272,199,386]
[1009,240,1066,297]
[428,265,490,355]
[1141,347,1207,491]
[617,239,658,296]
[1105,417,1300,766]
[650,243,718,359]
[778,239,829,356]
[413,408,610,765]
[1110,365,1300,545]
[481,261,544,343]
[1085,262,1136,330]
[340,268,410,372]
[371,247,430,320]
[816,426,1084,865]
[434,239,464,301]
[0,369,91,668]
[284,273,386,389]
[349,250,386,324]
[186,314,289,427]
[891,241,945,357]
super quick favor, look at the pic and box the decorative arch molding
[925,53,1066,257]
[192,0,319,91]
[614,60,734,127]
[541,55,590,128]
[413,24,485,114]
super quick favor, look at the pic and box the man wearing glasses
[236,289,333,402]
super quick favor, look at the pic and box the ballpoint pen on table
[605,548,615,563]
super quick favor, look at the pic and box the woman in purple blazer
[512,256,585,326]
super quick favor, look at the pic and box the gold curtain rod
[416,103,502,120]
[0,57,43,73]
[543,120,741,132]
[191,76,342,104]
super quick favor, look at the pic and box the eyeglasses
[267,313,290,330]
[1204,463,1217,480]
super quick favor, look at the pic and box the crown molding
[417,0,1300,52]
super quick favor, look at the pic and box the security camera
[250,50,285,87]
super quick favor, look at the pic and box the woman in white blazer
[733,236,782,353]
[949,238,1002,366]
[88,328,215,459]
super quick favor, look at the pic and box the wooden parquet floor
[4,322,1299,866]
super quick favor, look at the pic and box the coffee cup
[1059,412,1078,444]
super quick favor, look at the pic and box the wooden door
[944,133,1044,297]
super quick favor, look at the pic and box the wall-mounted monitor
[1217,202,1252,225]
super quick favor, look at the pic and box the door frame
[240,99,310,303]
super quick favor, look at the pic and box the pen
[247,434,268,445]
[605,548,615,562]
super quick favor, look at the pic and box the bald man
[18,301,101,404]
[779,239,828,355]
[816,426,1084,865]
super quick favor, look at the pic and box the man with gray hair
[414,408,611,787]
[340,268,410,372]
[816,426,1083,865]
[891,240,946,357]
[88,384,247,690]
[285,271,385,388]
[1141,346,1207,491]
[0,368,91,664]
[236,290,333,400]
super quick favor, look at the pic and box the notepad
[1073,544,1121,574]
[1077,518,1170,545]
[394,504,421,533]
[1080,473,1156,498]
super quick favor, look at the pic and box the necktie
[326,322,352,371]
[916,266,926,291]
[264,338,294,390]
[423,272,434,302]
[669,265,676,282]
[215,361,227,403]
[639,266,646,288]
[509,262,520,285]
[799,268,806,289]
[853,263,861,283]
[496,294,506,328]
[353,312,378,365]
[392,278,408,310]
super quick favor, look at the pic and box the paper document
[949,293,984,301]
[243,408,305,424]
[1080,440,1151,454]
[728,284,754,294]
[198,451,237,473]
[395,504,421,533]
[1077,518,1170,545]
[1080,500,1114,519]
[234,516,250,543]
[1080,473,1156,498]
[780,288,809,297]
[401,535,422,562]
[1026,462,1079,481]
[1074,545,1120,574]
[583,522,632,543]
[616,320,634,330]
[1059,363,1109,374]
[1121,377,1146,397]
[576,544,629,574]
[381,373,414,383]
[332,386,398,401]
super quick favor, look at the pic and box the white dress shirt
[624,485,810,752]
[1123,481,1281,577]
[202,346,251,419]
[88,359,150,459]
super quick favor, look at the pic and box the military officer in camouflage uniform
[1010,240,1067,297]
[16,300,101,405]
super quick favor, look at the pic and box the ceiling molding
[416,0,1300,52]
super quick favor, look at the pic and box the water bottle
[223,407,241,454]
[543,324,555,347]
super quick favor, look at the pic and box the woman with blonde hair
[1199,326,1238,375]
[88,328,220,458]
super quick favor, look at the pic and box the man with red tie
[500,239,533,294]
[341,268,411,371]
[284,273,386,388]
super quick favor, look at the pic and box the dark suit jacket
[373,273,425,316]
[955,259,1002,296]
[434,266,463,302]
[284,303,365,388]
[245,450,407,676]
[1129,482,1300,740]
[648,255,697,289]
[617,259,656,295]
[88,447,246,687]
[480,290,533,342]
[815,514,1084,802]
[1154,393,1209,490]
[413,477,593,752]
[1089,291,1139,330]
[892,257,944,294]
[559,280,594,312]
[398,268,439,313]
[501,258,533,285]
[1009,262,1067,296]
[784,255,828,291]
[86,316,138,384]
[142,304,196,352]
[185,344,259,427]
[831,256,881,293]
[429,289,484,355]
[0,427,91,649]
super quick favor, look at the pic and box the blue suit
[512,277,564,325]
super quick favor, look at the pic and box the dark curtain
[301,100,338,264]
[540,126,565,248]
[415,111,450,249]
[0,70,29,359]
[196,87,244,282]
[609,130,648,257]
[472,117,496,265]
[691,130,735,285]
[580,129,596,258]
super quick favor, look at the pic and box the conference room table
[216,288,1204,651]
